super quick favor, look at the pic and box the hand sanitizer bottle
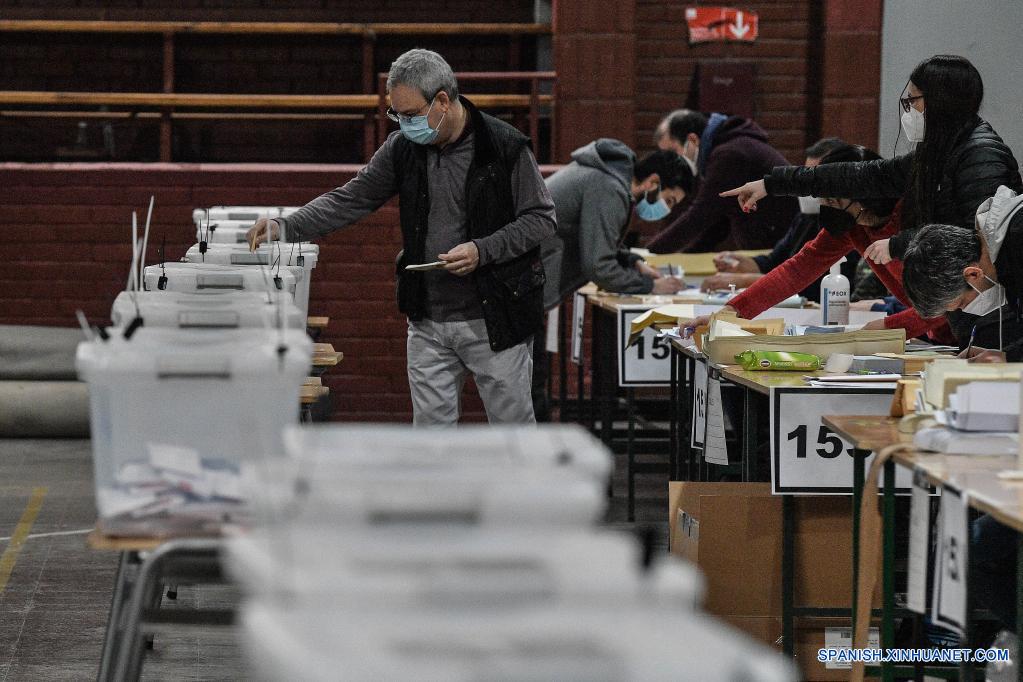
[821,257,850,325]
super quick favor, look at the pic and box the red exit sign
[685,6,759,44]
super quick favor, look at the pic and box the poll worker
[721,55,1020,270]
[902,186,1023,363]
[531,144,694,420]
[644,109,798,253]
[701,137,857,297]
[246,49,556,425]
[685,144,952,341]
[905,187,1023,639]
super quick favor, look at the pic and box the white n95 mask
[797,196,820,215]
[901,108,925,143]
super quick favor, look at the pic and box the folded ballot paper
[919,360,1023,410]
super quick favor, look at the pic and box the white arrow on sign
[730,11,750,39]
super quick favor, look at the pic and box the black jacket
[764,117,1021,259]
[393,97,546,351]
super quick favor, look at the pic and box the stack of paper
[913,426,1018,456]
[944,381,1020,432]
[804,374,901,390]
[920,361,1023,410]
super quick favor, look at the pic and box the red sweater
[728,205,951,340]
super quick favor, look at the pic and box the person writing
[901,186,1023,363]
[645,109,798,253]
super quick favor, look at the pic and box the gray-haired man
[247,49,556,425]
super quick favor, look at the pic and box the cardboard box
[668,482,871,618]
[721,616,878,682]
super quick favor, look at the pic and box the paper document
[703,377,729,465]
[405,260,446,271]
[627,304,697,348]
[906,472,931,614]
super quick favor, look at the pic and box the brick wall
[0,162,424,421]
[631,0,819,164]
[820,0,883,150]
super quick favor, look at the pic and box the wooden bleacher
[0,20,556,162]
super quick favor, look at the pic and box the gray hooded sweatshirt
[540,138,652,310]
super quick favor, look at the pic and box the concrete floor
[0,434,668,680]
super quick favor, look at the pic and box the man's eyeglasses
[899,95,924,112]
[385,95,437,123]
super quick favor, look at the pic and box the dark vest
[391,96,546,352]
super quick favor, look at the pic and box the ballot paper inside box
[183,243,319,315]
[110,290,306,330]
[76,327,312,535]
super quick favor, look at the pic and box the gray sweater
[279,122,556,321]
[540,139,652,310]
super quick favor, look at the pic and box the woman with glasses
[720,55,1021,267]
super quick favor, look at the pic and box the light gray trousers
[406,318,535,426]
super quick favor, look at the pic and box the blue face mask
[635,189,671,222]
[399,97,445,145]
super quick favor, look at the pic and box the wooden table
[823,414,1023,680]
[311,342,342,376]
[306,315,329,341]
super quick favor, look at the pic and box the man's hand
[440,241,480,276]
[713,251,759,273]
[960,346,1007,363]
[246,218,281,252]
[635,260,662,279]
[700,272,759,292]
[861,318,888,330]
[864,238,892,265]
[651,276,684,294]
[850,299,884,311]
[719,179,767,213]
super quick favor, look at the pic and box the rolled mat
[0,382,90,438]
[0,325,84,381]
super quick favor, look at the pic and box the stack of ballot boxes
[76,205,318,536]
[225,424,798,681]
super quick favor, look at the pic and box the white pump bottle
[821,257,850,325]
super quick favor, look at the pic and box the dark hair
[634,150,695,194]
[804,137,845,160]
[902,223,982,318]
[905,55,984,226]
[666,110,708,144]
[818,144,899,219]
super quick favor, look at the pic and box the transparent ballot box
[192,206,300,223]
[75,327,312,535]
[239,601,795,682]
[183,243,318,314]
[143,262,297,300]
[225,527,704,610]
[110,290,305,330]
[282,424,612,480]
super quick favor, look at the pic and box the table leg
[882,458,896,682]
[1017,539,1023,677]
[669,349,678,481]
[782,494,795,657]
[97,551,133,682]
[742,386,758,482]
[851,449,867,634]
[627,387,636,522]
[558,305,568,422]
